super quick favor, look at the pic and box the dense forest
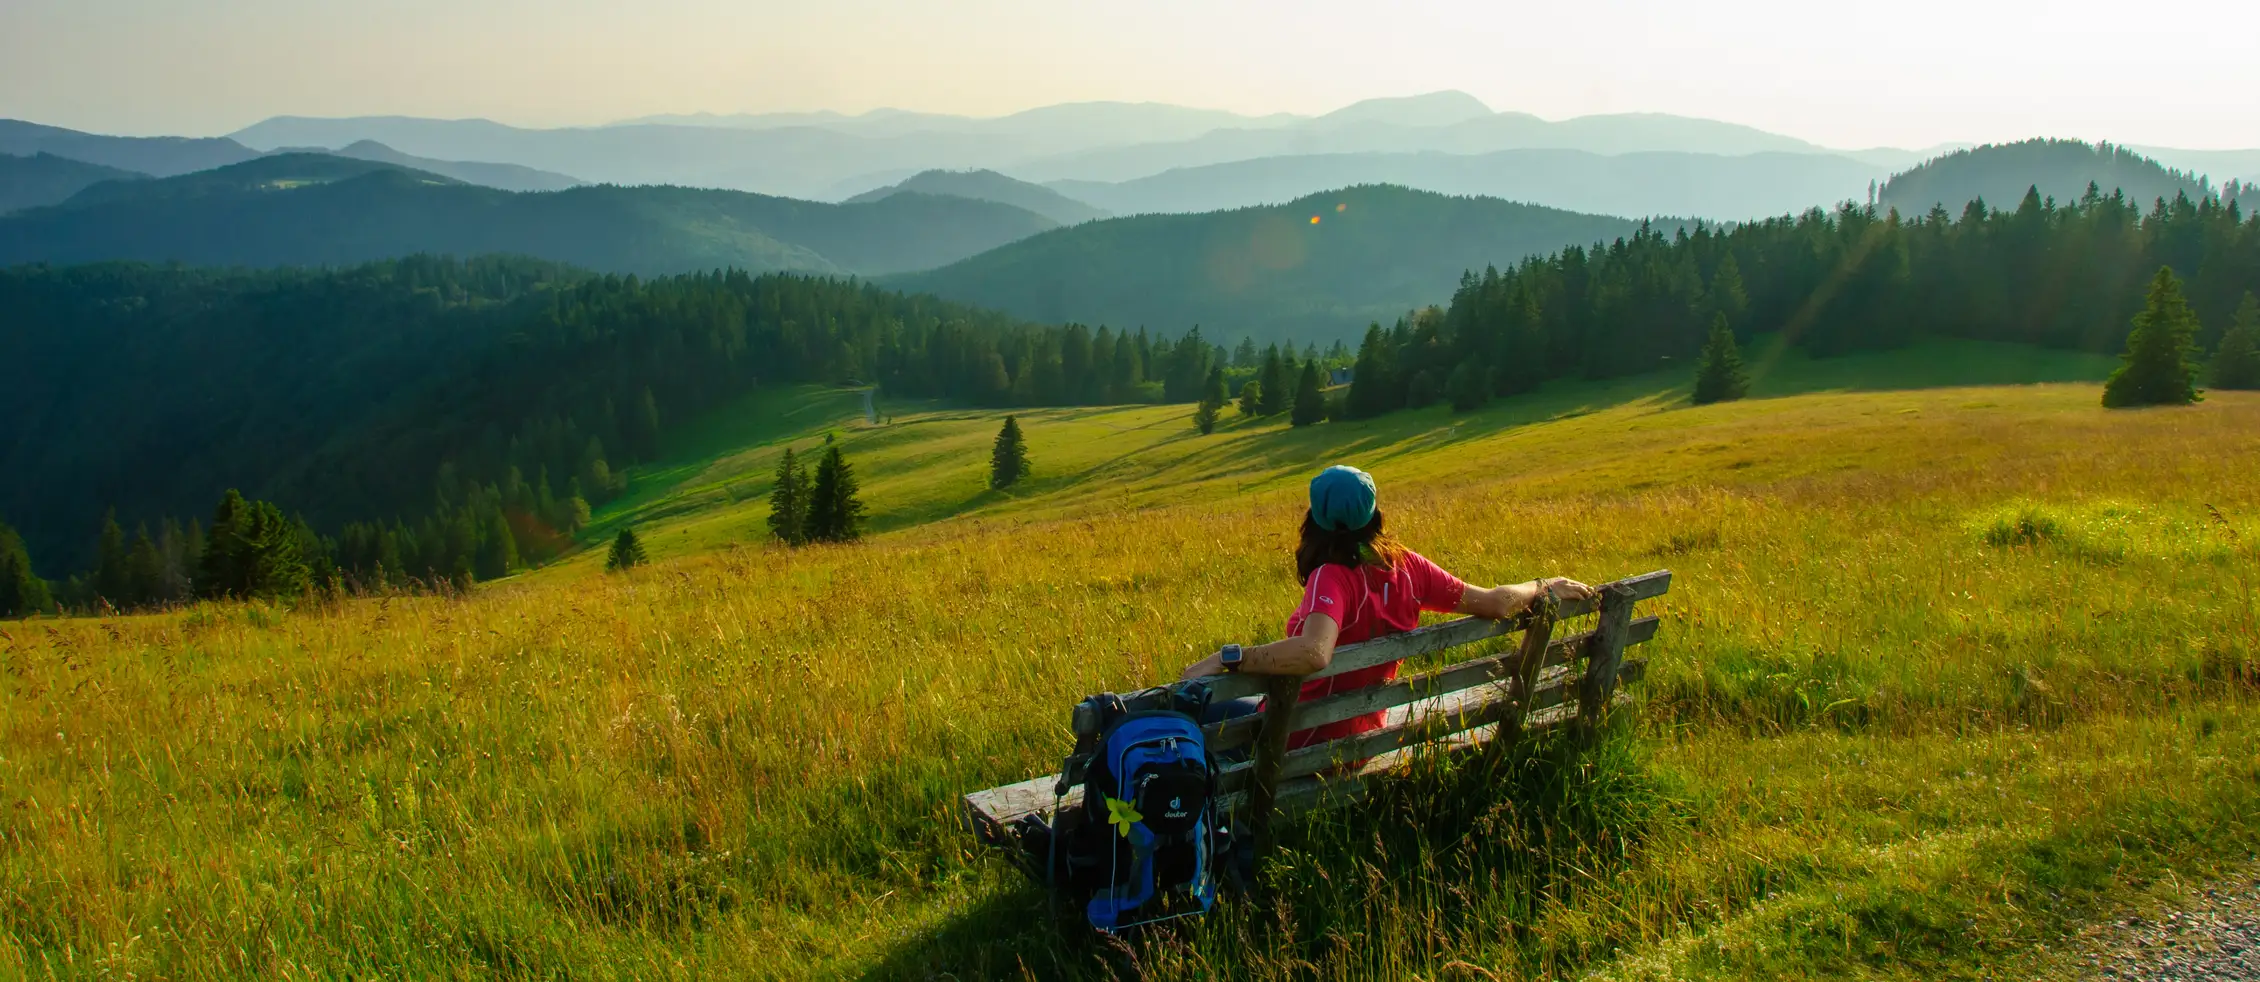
[1342,186,2260,417]
[0,256,1258,603]
[1877,139,2259,216]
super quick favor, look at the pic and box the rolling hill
[889,184,1644,344]
[0,153,1059,275]
[1049,148,1887,221]
[308,140,583,192]
[1880,139,2212,213]
[844,169,1108,224]
[0,118,261,177]
[0,152,145,214]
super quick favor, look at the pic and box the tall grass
[2,382,2256,979]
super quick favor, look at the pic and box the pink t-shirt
[1281,550,1468,749]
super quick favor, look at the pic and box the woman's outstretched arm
[1455,577,1596,620]
[1181,613,1341,680]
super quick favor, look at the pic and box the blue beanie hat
[1309,465,1377,531]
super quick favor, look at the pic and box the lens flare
[1310,216,1321,224]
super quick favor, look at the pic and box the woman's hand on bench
[1457,577,1595,620]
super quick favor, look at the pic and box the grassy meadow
[5,339,2259,980]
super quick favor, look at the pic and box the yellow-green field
[5,340,2258,980]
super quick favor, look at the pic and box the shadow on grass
[864,725,1675,981]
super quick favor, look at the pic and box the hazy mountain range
[0,153,1054,276]
[846,169,1109,225]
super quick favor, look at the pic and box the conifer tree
[2103,267,2204,408]
[1237,380,1263,418]
[805,445,866,543]
[474,510,517,580]
[197,489,310,600]
[125,525,164,608]
[1291,361,1326,426]
[767,447,810,544]
[0,519,53,618]
[1347,324,1395,419]
[1256,346,1288,416]
[1707,252,1749,328]
[605,528,648,572]
[1194,367,1227,434]
[2211,292,2260,390]
[1446,361,1489,412]
[1692,313,1750,405]
[93,510,129,606]
[989,416,1029,489]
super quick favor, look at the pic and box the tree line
[1338,186,2260,419]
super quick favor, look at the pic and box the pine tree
[1256,347,1288,416]
[1707,252,1749,328]
[2211,292,2260,390]
[989,416,1029,489]
[2103,267,2204,408]
[1446,361,1490,412]
[805,445,866,543]
[197,490,310,600]
[1692,313,1750,405]
[93,510,129,606]
[1291,361,1326,427]
[125,525,163,608]
[0,519,53,618]
[474,510,518,580]
[1194,366,1227,434]
[767,447,810,544]
[1347,323,1395,419]
[605,528,648,572]
[1237,380,1263,417]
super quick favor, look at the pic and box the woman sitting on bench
[1181,464,1594,749]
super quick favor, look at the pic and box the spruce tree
[1291,361,1326,427]
[1256,347,1288,416]
[1236,380,1263,417]
[475,510,518,580]
[990,416,1029,489]
[93,510,129,606]
[2103,267,2204,408]
[197,490,310,600]
[1347,323,1394,419]
[1692,313,1751,405]
[767,447,810,544]
[125,525,163,608]
[2211,292,2260,390]
[1446,361,1489,412]
[1194,366,1227,434]
[605,528,648,572]
[0,519,53,618]
[805,445,866,543]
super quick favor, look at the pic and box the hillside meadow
[4,343,2259,980]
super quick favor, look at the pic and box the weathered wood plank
[1202,569,1671,702]
[1578,582,1638,741]
[1244,674,1304,856]
[1286,616,1658,734]
[970,665,1650,841]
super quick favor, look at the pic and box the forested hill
[845,169,1109,225]
[889,184,1644,345]
[1878,139,2232,214]
[1332,187,2259,422]
[0,258,1239,577]
[0,153,1060,276]
[0,153,145,214]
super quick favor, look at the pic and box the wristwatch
[1219,644,1244,673]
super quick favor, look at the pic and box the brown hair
[1295,509,1407,583]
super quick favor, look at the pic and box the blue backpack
[1016,689,1225,933]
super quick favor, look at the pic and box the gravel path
[2079,876,2260,981]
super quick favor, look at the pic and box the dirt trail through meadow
[2078,874,2260,981]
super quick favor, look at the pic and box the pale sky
[5,0,2257,149]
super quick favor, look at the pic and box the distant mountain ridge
[1049,149,1889,221]
[889,183,1647,345]
[309,140,582,191]
[0,119,260,177]
[0,153,1058,276]
[846,169,1108,225]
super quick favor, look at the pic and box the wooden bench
[965,569,1673,853]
